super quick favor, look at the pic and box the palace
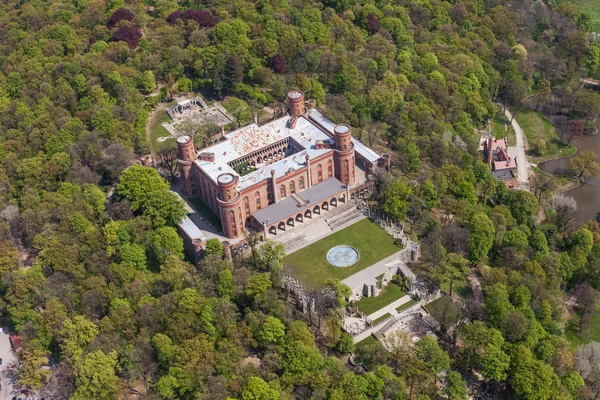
[177,91,383,240]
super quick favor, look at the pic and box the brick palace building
[177,91,382,240]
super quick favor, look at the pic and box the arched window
[317,164,323,183]
[280,184,287,198]
[290,181,295,194]
[229,210,237,236]
[255,191,262,210]
[299,176,305,190]
[243,196,250,215]
[327,159,333,178]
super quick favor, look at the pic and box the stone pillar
[305,154,311,188]
[263,222,268,239]
[253,112,258,124]
[222,241,232,261]
[346,182,350,203]
[271,169,278,204]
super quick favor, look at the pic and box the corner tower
[287,90,305,129]
[177,135,195,195]
[216,173,244,239]
[333,124,355,187]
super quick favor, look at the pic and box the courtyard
[284,218,401,289]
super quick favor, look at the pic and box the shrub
[113,26,142,49]
[167,9,217,27]
[270,53,288,74]
[109,8,134,28]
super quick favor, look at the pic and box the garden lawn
[187,197,223,232]
[371,313,392,326]
[354,283,406,316]
[150,109,176,153]
[396,299,416,313]
[425,296,454,315]
[568,0,600,32]
[284,219,401,289]
[514,109,576,162]
[566,310,600,347]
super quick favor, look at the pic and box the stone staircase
[325,204,362,230]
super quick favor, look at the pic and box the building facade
[178,91,382,240]
[480,136,518,189]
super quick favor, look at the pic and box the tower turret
[333,124,355,187]
[287,90,305,117]
[216,173,244,239]
[177,135,195,195]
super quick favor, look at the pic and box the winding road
[502,106,530,185]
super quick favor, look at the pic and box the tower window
[280,185,287,198]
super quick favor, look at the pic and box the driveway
[0,333,18,400]
[502,106,530,185]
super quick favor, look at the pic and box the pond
[538,134,600,224]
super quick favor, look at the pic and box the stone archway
[269,226,277,235]
[278,221,286,231]
[322,201,329,211]
[287,217,294,227]
[304,209,312,219]
[313,205,320,215]
[296,213,303,223]
[330,197,337,207]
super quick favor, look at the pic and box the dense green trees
[0,0,595,397]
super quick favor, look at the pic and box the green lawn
[425,296,455,316]
[354,283,406,315]
[355,334,377,348]
[284,219,401,289]
[149,108,176,153]
[514,109,577,162]
[569,0,600,32]
[371,313,392,326]
[187,197,223,232]
[490,106,516,146]
[396,299,417,313]
[566,310,600,347]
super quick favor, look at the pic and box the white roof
[239,148,330,190]
[178,215,208,242]
[308,109,380,163]
[195,110,381,186]
[178,99,191,106]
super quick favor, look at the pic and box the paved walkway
[342,251,415,296]
[352,292,441,343]
[367,294,413,321]
[502,106,530,185]
[0,333,19,400]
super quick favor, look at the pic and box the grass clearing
[371,313,392,326]
[395,299,417,313]
[490,106,516,146]
[284,219,401,289]
[514,109,577,162]
[187,197,223,232]
[425,296,454,315]
[149,109,176,153]
[569,0,600,32]
[566,310,600,347]
[355,334,377,348]
[353,283,406,316]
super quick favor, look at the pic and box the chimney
[271,169,278,204]
[305,154,311,188]
[487,138,493,169]
[253,112,258,124]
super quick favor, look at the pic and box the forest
[1,0,600,398]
